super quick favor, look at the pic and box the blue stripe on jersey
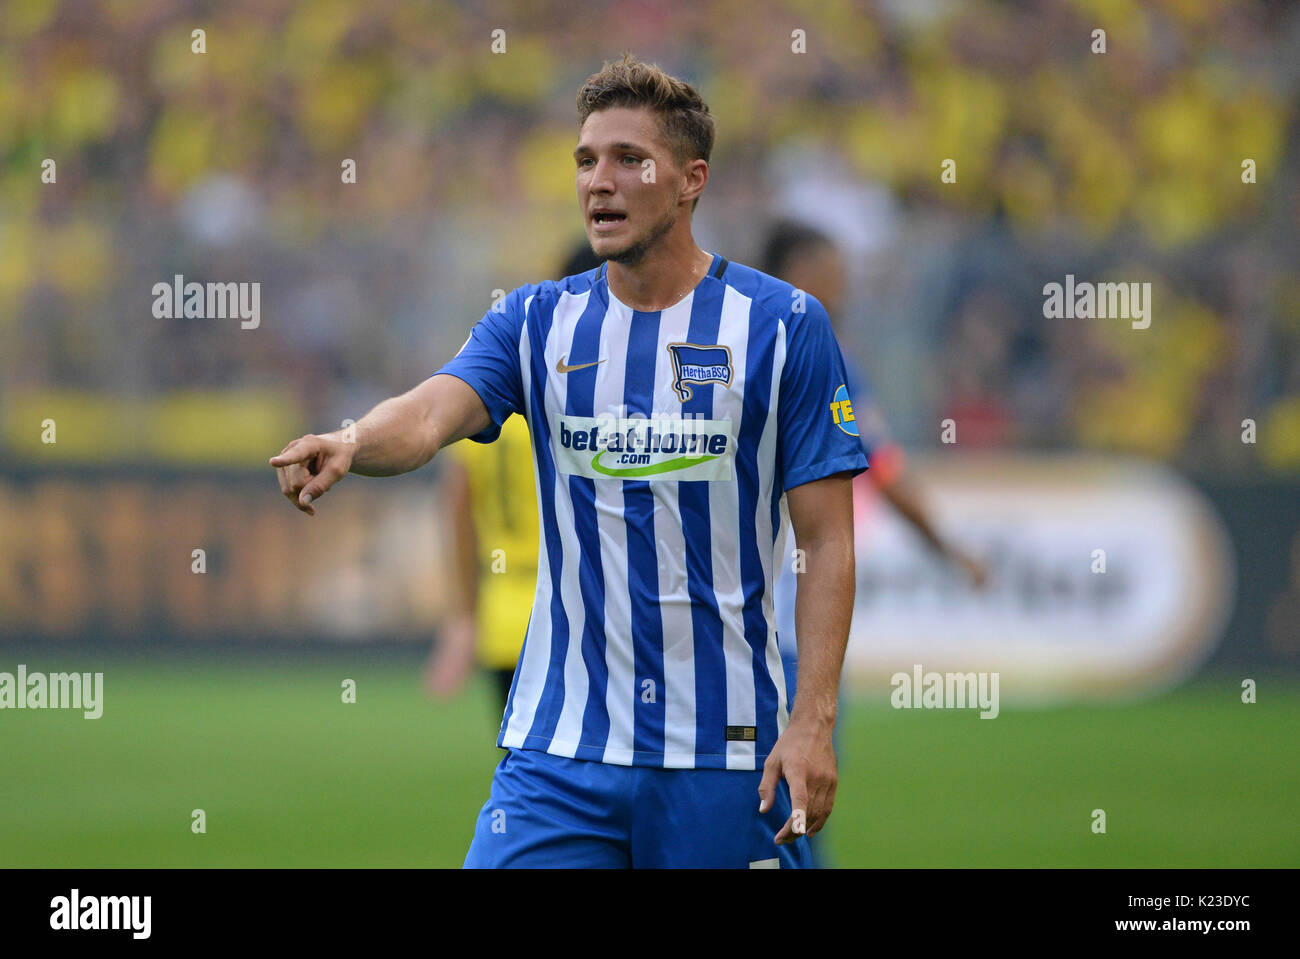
[736,308,780,762]
[566,291,614,761]
[623,308,667,759]
[682,279,727,761]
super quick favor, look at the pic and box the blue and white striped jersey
[436,253,867,770]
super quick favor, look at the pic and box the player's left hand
[759,718,837,845]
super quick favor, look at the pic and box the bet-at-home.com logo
[554,413,736,481]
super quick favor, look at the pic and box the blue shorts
[463,747,814,868]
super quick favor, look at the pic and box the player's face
[575,106,686,265]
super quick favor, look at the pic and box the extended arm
[270,373,492,515]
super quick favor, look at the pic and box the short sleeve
[434,287,529,443]
[777,296,870,492]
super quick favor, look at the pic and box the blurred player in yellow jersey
[424,243,604,714]
[424,411,538,710]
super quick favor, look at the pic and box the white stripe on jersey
[548,290,595,756]
[652,293,699,768]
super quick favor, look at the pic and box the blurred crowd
[2,0,1298,474]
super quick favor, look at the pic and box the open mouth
[591,211,627,226]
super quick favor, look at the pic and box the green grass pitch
[0,654,1295,867]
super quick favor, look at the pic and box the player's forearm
[790,534,855,728]
[327,391,438,477]
[334,374,492,477]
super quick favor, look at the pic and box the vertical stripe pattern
[495,255,842,770]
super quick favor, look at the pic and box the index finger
[269,437,318,468]
[774,773,809,845]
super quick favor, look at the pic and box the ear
[680,158,708,207]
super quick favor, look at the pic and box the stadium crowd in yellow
[1,0,1295,472]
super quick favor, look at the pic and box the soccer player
[270,54,866,868]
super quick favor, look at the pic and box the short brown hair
[576,53,714,168]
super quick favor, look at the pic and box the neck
[606,229,713,312]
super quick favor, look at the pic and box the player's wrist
[317,429,361,466]
[788,700,838,731]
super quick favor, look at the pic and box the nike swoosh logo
[555,355,606,374]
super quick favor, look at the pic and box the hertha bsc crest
[666,342,733,402]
